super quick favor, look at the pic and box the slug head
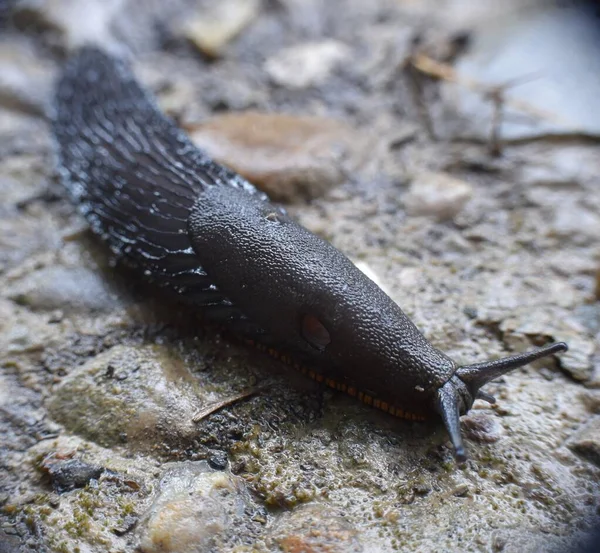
[188,185,457,404]
[188,186,568,462]
[435,341,568,462]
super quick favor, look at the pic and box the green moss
[78,489,103,516]
[64,507,92,538]
[117,497,136,516]
[54,540,71,553]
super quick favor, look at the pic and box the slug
[52,47,568,462]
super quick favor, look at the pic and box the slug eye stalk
[456,342,568,393]
[437,342,568,462]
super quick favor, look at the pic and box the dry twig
[192,387,264,423]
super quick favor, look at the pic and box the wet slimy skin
[53,47,568,462]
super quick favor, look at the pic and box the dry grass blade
[411,53,567,125]
[192,387,264,423]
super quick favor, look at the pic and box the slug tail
[456,342,568,394]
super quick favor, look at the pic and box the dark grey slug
[52,47,567,462]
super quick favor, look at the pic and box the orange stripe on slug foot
[315,374,324,383]
[348,387,356,397]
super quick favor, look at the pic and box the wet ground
[1,0,599,552]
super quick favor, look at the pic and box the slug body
[53,48,567,461]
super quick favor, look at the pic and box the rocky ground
[1,0,599,552]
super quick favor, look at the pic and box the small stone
[138,461,258,553]
[568,418,600,468]
[451,483,470,497]
[547,197,600,245]
[267,503,362,553]
[265,40,351,89]
[47,345,206,453]
[0,40,55,116]
[207,450,228,471]
[112,514,138,536]
[559,336,595,382]
[579,391,600,414]
[0,210,62,271]
[190,112,366,202]
[13,0,125,50]
[7,266,122,313]
[179,0,260,59]
[548,251,598,278]
[41,456,104,494]
[403,171,473,220]
[0,530,21,552]
[461,413,503,443]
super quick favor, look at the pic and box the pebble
[265,40,351,89]
[0,40,54,117]
[451,483,470,497]
[190,111,366,202]
[551,199,600,245]
[0,210,62,271]
[138,461,260,553]
[179,0,261,58]
[267,503,362,553]
[0,302,53,354]
[559,336,595,382]
[13,0,124,50]
[207,450,228,471]
[7,266,122,313]
[461,413,503,443]
[40,456,104,494]
[548,251,597,278]
[403,171,473,220]
[567,418,600,468]
[47,345,205,453]
[579,391,600,414]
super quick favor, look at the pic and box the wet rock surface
[189,111,367,202]
[568,418,600,469]
[177,0,261,59]
[402,171,473,220]
[267,503,363,552]
[264,40,351,89]
[1,0,600,552]
[138,461,264,553]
